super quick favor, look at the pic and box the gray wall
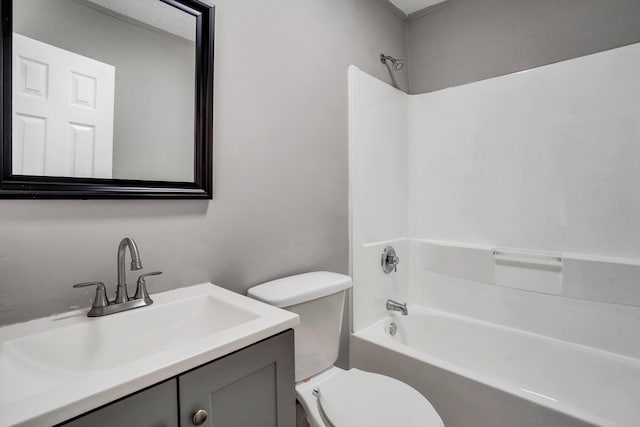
[0,0,407,342]
[407,0,640,94]
[14,0,195,182]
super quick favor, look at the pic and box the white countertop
[0,283,299,427]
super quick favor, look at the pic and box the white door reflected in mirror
[12,33,115,179]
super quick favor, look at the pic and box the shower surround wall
[408,44,640,257]
[348,67,408,331]
[407,41,640,359]
[350,41,640,356]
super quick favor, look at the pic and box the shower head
[380,53,405,71]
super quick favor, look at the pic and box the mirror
[0,0,214,198]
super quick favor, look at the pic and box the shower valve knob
[381,246,399,274]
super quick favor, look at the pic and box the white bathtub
[351,307,640,427]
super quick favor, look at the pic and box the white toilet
[248,271,444,427]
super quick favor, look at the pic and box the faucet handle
[134,271,162,302]
[73,282,109,309]
[381,246,400,274]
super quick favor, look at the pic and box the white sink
[0,283,299,427]
[4,295,257,373]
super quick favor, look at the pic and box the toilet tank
[247,272,352,382]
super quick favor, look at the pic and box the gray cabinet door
[59,379,178,427]
[179,330,295,427]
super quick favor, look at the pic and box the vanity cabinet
[57,330,294,427]
[179,329,295,427]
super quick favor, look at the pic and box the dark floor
[296,400,311,427]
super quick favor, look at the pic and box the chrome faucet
[73,237,162,317]
[115,237,143,303]
[386,299,408,316]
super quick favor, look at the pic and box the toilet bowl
[247,272,444,427]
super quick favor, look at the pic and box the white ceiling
[389,0,447,15]
[80,0,196,42]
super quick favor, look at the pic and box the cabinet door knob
[192,409,208,425]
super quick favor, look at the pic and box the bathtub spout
[386,299,408,315]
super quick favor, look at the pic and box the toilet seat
[296,367,444,427]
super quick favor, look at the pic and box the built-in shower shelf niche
[412,239,640,307]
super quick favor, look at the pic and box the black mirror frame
[0,0,214,199]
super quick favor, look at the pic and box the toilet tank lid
[247,272,352,308]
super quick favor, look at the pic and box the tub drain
[388,322,397,336]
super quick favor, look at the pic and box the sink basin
[4,295,257,374]
[0,283,299,427]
